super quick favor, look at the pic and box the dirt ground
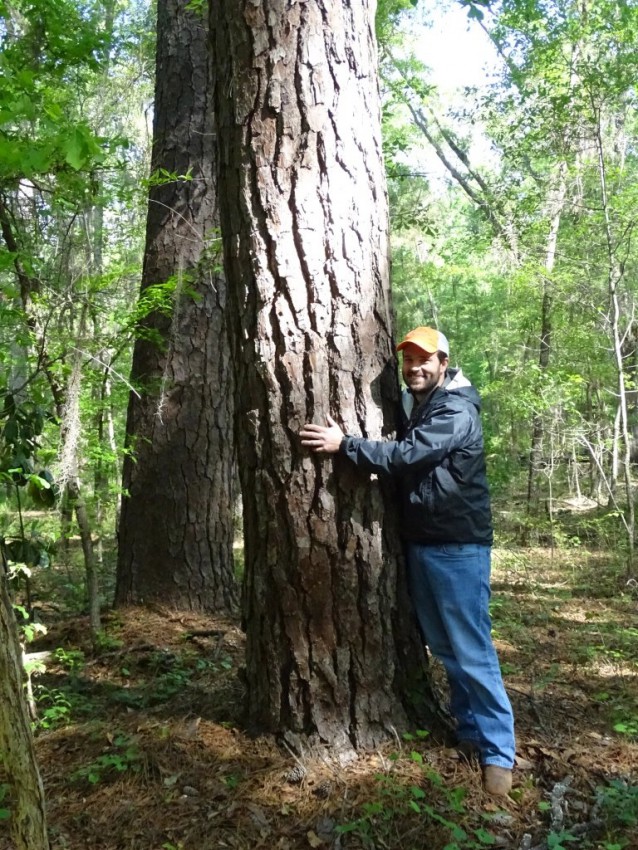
[2,546,637,850]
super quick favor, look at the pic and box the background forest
[1,0,638,849]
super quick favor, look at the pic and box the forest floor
[2,546,638,850]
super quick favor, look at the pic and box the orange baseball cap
[396,326,450,357]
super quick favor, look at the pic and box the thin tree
[116,0,237,612]
[212,0,437,753]
[591,95,636,576]
[526,159,568,510]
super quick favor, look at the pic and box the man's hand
[300,415,345,454]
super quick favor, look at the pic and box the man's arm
[300,402,476,475]
[342,404,472,474]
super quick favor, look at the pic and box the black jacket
[340,368,493,545]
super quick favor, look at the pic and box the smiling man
[300,326,515,796]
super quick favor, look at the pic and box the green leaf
[0,247,16,272]
[3,417,19,442]
[467,5,485,21]
[475,827,497,845]
[13,604,29,621]
[27,472,51,490]
[63,130,86,170]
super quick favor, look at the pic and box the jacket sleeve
[340,402,475,476]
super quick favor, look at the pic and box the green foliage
[124,277,193,348]
[0,0,113,182]
[30,646,86,730]
[13,598,47,647]
[612,715,638,740]
[386,0,638,555]
[33,686,73,730]
[0,392,53,488]
[145,166,194,188]
[26,629,238,743]
[233,546,245,582]
[53,646,86,673]
[72,733,140,786]
[0,0,154,622]
[1,391,59,608]
[92,630,124,653]
[597,780,638,830]
[3,527,55,569]
[141,649,232,704]
[336,751,496,849]
[376,0,420,49]
[546,831,578,849]
[401,729,430,741]
[0,783,10,821]
[185,0,206,16]
[222,773,241,790]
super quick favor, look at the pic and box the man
[300,326,515,796]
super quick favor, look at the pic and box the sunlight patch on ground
[595,662,638,679]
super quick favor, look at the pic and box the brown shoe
[483,765,512,796]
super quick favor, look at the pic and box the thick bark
[212,0,436,752]
[0,563,50,850]
[116,0,237,612]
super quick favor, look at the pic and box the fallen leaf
[246,803,269,829]
[307,830,323,847]
[537,746,560,759]
[178,716,201,739]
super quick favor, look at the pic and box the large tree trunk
[212,0,436,753]
[116,0,237,612]
[0,562,50,850]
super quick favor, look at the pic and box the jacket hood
[443,367,482,412]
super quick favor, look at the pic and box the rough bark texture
[116,0,237,612]
[0,565,50,850]
[212,0,435,752]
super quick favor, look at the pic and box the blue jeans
[406,542,515,768]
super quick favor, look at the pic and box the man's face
[401,343,448,398]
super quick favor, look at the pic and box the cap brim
[396,340,437,355]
